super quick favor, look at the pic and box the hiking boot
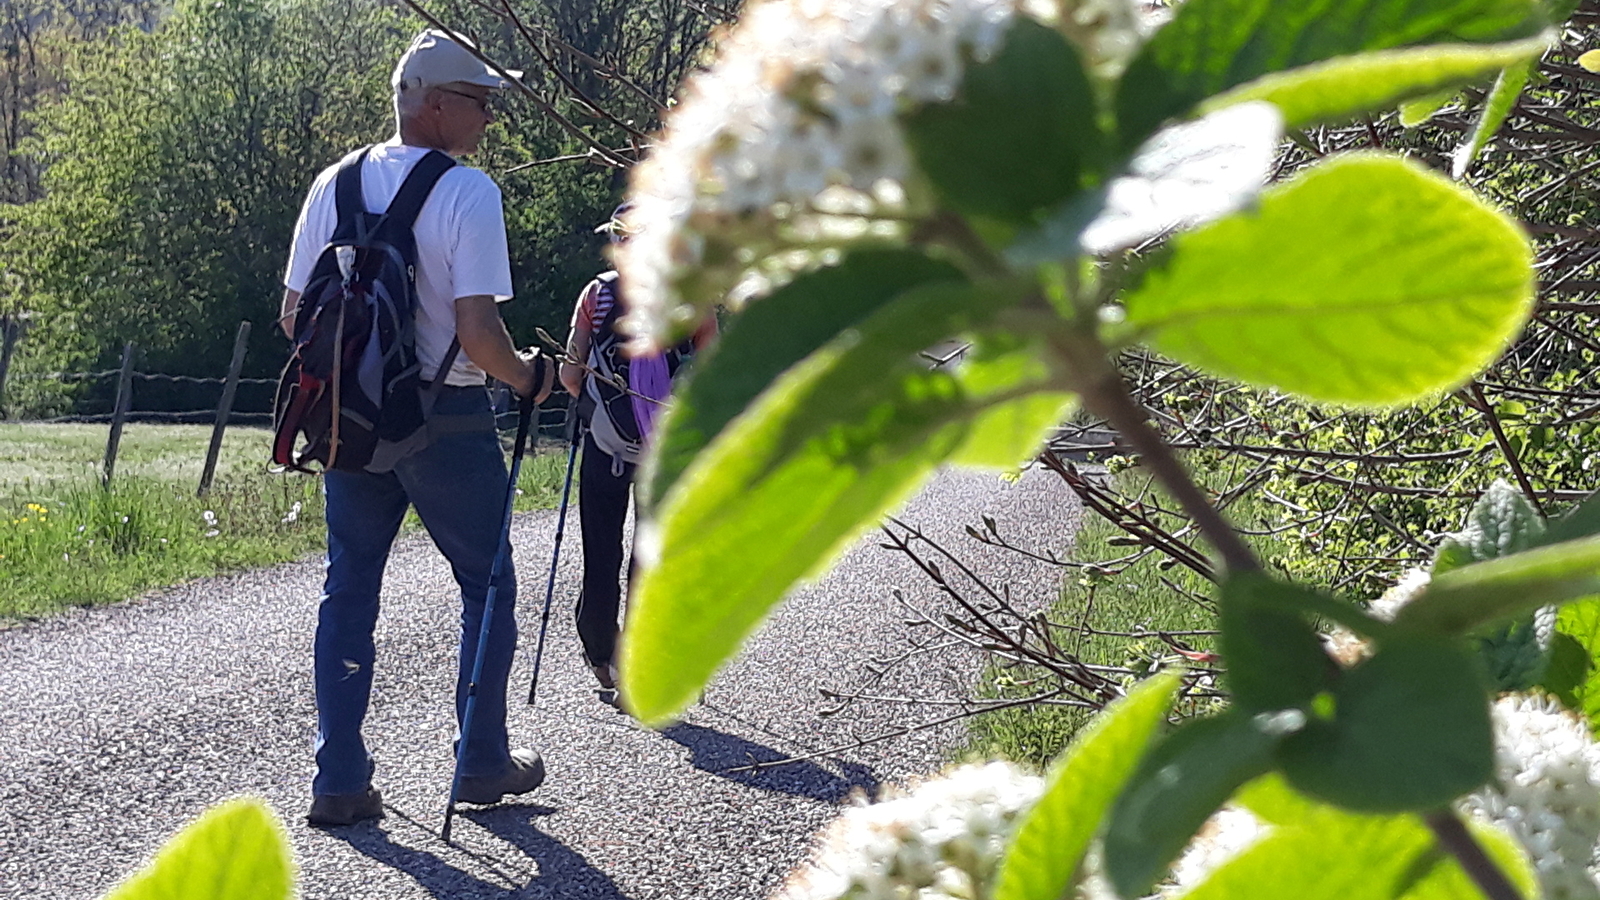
[457,748,546,805]
[307,786,384,827]
[591,662,618,691]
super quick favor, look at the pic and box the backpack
[272,147,459,474]
[581,272,691,467]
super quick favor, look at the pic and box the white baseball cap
[392,29,522,93]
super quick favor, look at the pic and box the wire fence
[0,320,576,497]
[11,369,282,425]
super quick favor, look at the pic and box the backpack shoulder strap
[333,147,372,236]
[384,150,457,230]
[592,271,622,332]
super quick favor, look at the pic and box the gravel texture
[0,464,1080,899]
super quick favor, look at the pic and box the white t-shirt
[284,139,514,387]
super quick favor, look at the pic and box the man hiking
[559,206,717,694]
[279,29,555,827]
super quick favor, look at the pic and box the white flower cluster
[618,0,1019,349]
[1462,693,1600,900]
[774,761,1043,899]
[617,0,1159,351]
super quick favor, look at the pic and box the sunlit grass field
[0,423,568,621]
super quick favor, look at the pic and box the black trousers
[575,432,635,667]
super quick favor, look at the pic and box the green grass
[964,459,1285,768]
[0,423,569,622]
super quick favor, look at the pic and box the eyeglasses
[436,87,496,114]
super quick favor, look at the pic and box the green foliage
[903,19,1102,227]
[1432,480,1544,572]
[1121,154,1535,407]
[1219,575,1337,712]
[1277,636,1494,812]
[644,250,965,509]
[1451,59,1535,176]
[1205,38,1548,129]
[1114,0,1549,148]
[993,673,1181,900]
[1552,600,1600,729]
[0,0,163,205]
[1103,711,1278,897]
[1186,776,1539,900]
[612,38,1579,900]
[1397,534,1600,635]
[2,0,408,403]
[0,423,325,617]
[623,276,1073,719]
[100,797,291,900]
[0,423,566,619]
[626,0,1551,726]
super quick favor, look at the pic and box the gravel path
[0,464,1079,900]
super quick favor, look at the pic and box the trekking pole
[442,390,535,843]
[527,402,581,706]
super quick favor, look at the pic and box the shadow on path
[328,802,632,900]
[660,723,878,802]
[469,804,633,899]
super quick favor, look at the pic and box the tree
[0,0,730,416]
[0,0,161,206]
[0,0,407,413]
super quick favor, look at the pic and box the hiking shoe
[307,786,383,827]
[457,748,546,805]
[591,662,618,691]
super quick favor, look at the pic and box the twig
[1423,811,1524,900]
[719,691,1071,774]
[1467,383,1547,518]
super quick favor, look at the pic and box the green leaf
[1009,101,1283,266]
[1174,793,1534,900]
[621,281,1069,723]
[1550,600,1600,728]
[1537,489,1600,547]
[1103,711,1279,898]
[1544,0,1583,23]
[1452,60,1536,177]
[1115,0,1549,149]
[1120,154,1535,407]
[1234,772,1329,826]
[1277,637,1492,812]
[946,330,1077,467]
[1541,629,1592,711]
[1200,38,1548,130]
[904,18,1101,227]
[1399,89,1459,126]
[1439,480,1546,569]
[642,250,964,509]
[1398,820,1538,900]
[1173,812,1431,900]
[1396,534,1600,635]
[1224,576,1395,642]
[1078,103,1283,257]
[1430,537,1478,576]
[993,673,1181,900]
[103,798,292,900]
[1220,573,1338,712]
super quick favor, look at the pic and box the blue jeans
[312,385,517,796]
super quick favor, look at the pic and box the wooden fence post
[102,341,136,487]
[198,321,251,497]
